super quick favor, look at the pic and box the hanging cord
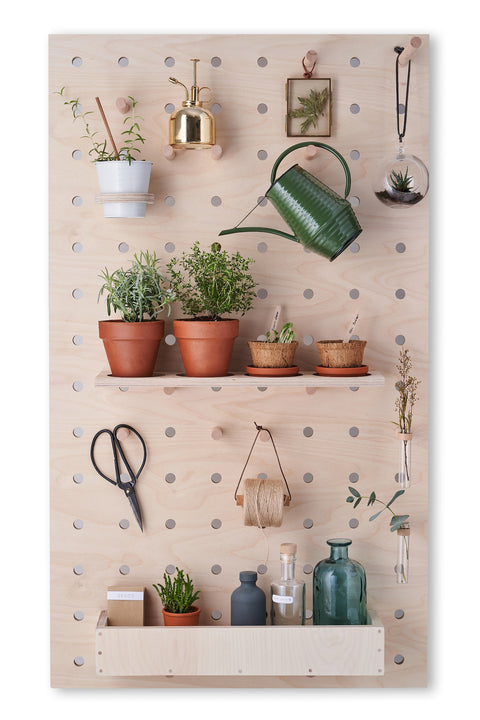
[234,421,292,501]
[394,46,411,144]
[302,58,316,78]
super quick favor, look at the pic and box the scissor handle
[90,429,119,486]
[113,424,147,487]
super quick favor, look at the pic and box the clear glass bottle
[396,522,410,584]
[398,432,412,488]
[270,543,305,625]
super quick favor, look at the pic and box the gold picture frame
[285,78,332,137]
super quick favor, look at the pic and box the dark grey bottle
[231,570,266,625]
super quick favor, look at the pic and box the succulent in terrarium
[389,167,414,193]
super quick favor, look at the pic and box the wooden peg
[116,97,131,114]
[302,50,318,77]
[163,145,176,160]
[211,426,223,440]
[211,144,223,160]
[303,144,318,160]
[163,387,176,395]
[116,427,131,442]
[305,387,317,395]
[398,37,422,67]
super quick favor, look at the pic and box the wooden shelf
[95,370,385,389]
[96,610,384,677]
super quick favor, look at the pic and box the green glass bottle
[313,538,367,625]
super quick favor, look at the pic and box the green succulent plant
[98,251,173,322]
[265,321,295,343]
[166,241,257,320]
[389,167,414,193]
[153,567,200,614]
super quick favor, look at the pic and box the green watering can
[219,141,362,261]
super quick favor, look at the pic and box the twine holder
[235,422,292,527]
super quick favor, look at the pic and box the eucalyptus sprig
[56,88,146,163]
[265,321,295,343]
[98,251,173,322]
[166,241,257,320]
[394,348,420,433]
[346,486,409,532]
[288,87,329,134]
[153,567,200,614]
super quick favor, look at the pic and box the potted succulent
[153,567,201,626]
[375,166,423,207]
[57,88,152,217]
[166,241,257,377]
[98,251,173,377]
[247,321,299,376]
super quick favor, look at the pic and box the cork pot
[316,339,366,368]
[248,340,299,368]
[99,319,164,377]
[162,606,201,626]
[173,319,239,377]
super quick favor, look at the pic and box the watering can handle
[270,142,352,199]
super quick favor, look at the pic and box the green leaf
[353,497,361,508]
[348,486,360,498]
[367,491,376,506]
[346,496,354,503]
[369,509,384,522]
[386,490,404,508]
[390,514,410,531]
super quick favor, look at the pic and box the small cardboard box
[107,586,145,626]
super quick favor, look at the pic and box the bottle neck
[329,545,349,561]
[280,555,296,581]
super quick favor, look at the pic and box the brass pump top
[169,58,212,107]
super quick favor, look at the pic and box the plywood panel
[49,33,428,688]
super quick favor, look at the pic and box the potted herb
[57,88,152,217]
[247,322,299,376]
[393,347,420,488]
[153,567,201,626]
[98,251,173,377]
[166,241,257,377]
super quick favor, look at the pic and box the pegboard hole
[211,196,222,206]
[303,335,314,346]
[257,57,268,67]
[72,288,83,299]
[72,196,82,206]
[349,472,359,483]
[349,196,360,208]
[165,242,176,254]
[349,386,359,392]
[165,427,176,438]
[257,103,268,114]
[118,57,129,67]
[165,57,175,67]
[73,611,84,621]
[257,196,268,206]
[398,103,405,114]
[72,57,83,67]
[165,519,176,529]
[395,335,406,346]
[211,386,222,392]
[211,56,222,67]
[165,473,176,484]
[211,564,222,575]
[303,427,314,437]
[303,564,313,574]
[119,565,130,575]
[303,288,314,299]
[211,473,222,484]
[257,288,268,299]
[257,564,268,574]
[73,473,84,484]
[257,149,268,160]
[72,242,83,253]
[349,288,360,299]
[303,472,313,483]
[73,519,84,530]
[211,103,222,114]
[350,57,360,67]
[396,242,406,253]
[211,610,222,621]
[349,426,359,438]
[394,654,405,665]
[257,241,268,253]
[73,427,83,438]
[119,519,130,529]
[165,195,175,207]
[211,518,222,529]
[72,149,82,160]
[395,288,406,299]
[165,564,176,574]
[165,334,176,346]
[164,103,175,114]
[350,242,360,253]
[73,565,84,575]
[305,609,313,620]
[394,609,405,619]
[350,149,360,160]
[118,242,129,253]
[303,518,314,529]
[72,381,83,392]
[73,656,85,666]
[350,103,360,114]
[349,518,359,529]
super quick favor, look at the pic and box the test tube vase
[397,432,412,488]
[396,522,410,584]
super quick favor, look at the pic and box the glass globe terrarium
[374,143,429,208]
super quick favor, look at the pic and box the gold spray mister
[168,59,215,149]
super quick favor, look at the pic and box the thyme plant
[153,567,200,613]
[394,348,420,433]
[166,241,257,320]
[57,88,146,163]
[98,251,173,322]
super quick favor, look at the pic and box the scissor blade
[126,488,143,532]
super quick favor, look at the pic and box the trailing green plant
[394,348,420,433]
[389,167,414,193]
[56,88,146,163]
[288,87,329,134]
[152,567,200,614]
[346,486,409,532]
[265,321,295,343]
[166,241,257,321]
[98,251,173,322]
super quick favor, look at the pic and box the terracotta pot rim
[162,605,200,617]
[173,318,239,340]
[99,318,165,340]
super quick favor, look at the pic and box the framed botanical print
[285,77,332,137]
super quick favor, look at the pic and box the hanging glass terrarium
[374,46,429,208]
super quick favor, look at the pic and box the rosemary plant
[98,251,173,322]
[166,241,257,320]
[57,88,146,163]
[153,567,200,613]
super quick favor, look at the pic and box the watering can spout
[218,141,362,261]
[218,226,299,243]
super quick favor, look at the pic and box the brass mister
[168,59,215,149]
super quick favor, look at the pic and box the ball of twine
[243,477,284,527]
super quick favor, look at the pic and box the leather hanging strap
[234,421,292,500]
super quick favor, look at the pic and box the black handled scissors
[90,423,146,532]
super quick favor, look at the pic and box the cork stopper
[397,526,411,536]
[280,543,297,555]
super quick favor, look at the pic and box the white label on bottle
[272,594,294,604]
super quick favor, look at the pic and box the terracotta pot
[99,319,164,377]
[162,606,201,626]
[248,340,298,368]
[316,339,366,368]
[173,319,239,377]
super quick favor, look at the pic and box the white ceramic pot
[96,160,153,218]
